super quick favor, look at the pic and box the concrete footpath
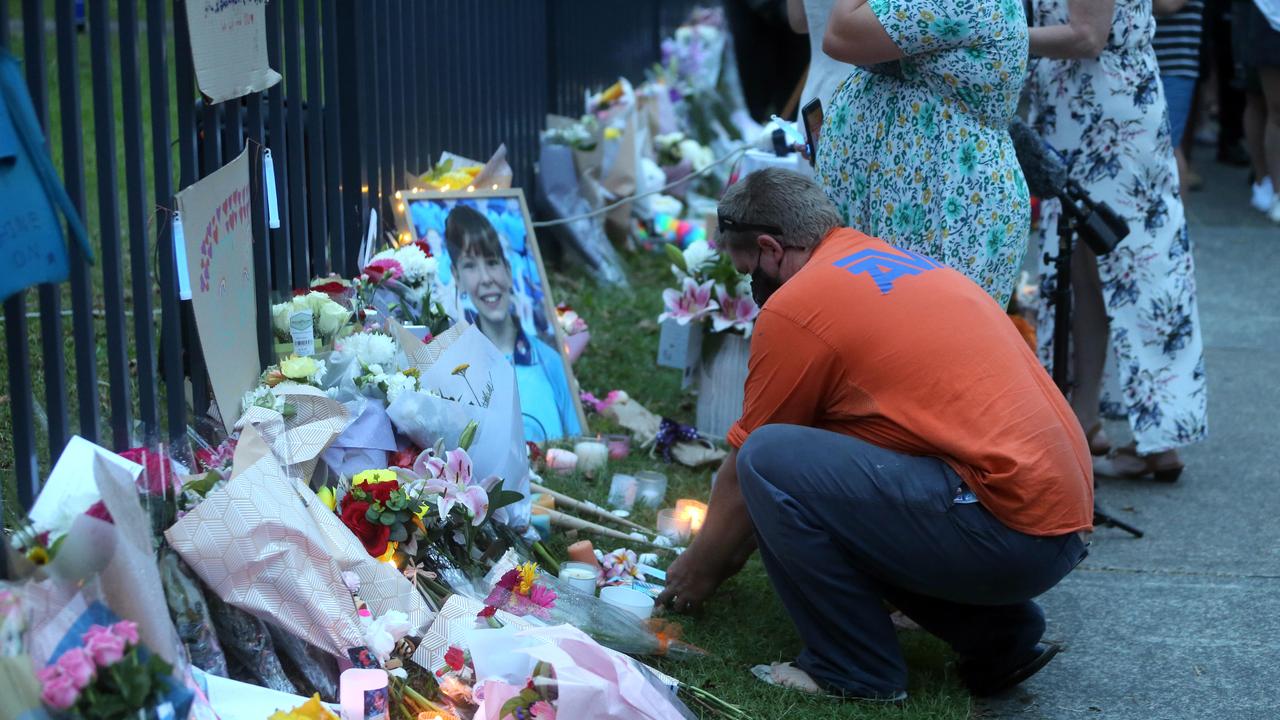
[980,162,1280,718]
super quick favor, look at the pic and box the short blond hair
[717,168,840,251]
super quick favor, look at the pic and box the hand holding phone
[802,99,824,168]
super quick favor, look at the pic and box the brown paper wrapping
[166,384,433,660]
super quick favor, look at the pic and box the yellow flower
[27,546,49,565]
[269,694,339,720]
[516,562,539,596]
[451,363,471,376]
[317,486,337,511]
[375,542,399,564]
[280,355,318,380]
[603,126,622,141]
[353,469,398,486]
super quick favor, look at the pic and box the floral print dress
[1027,0,1208,453]
[817,0,1031,307]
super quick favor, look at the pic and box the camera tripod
[1048,212,1144,538]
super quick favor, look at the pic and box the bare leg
[1069,246,1108,436]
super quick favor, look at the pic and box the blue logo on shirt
[833,247,944,294]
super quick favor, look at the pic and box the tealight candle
[559,561,599,594]
[607,473,638,512]
[545,448,578,473]
[634,470,668,508]
[657,508,692,542]
[675,499,709,534]
[573,439,609,472]
[339,668,388,720]
[605,434,631,460]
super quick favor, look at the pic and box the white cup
[600,585,655,619]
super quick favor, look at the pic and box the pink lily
[421,448,491,526]
[711,285,760,336]
[658,277,718,325]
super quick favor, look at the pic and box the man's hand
[655,546,727,615]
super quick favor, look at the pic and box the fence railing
[0,0,706,516]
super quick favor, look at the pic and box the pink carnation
[83,624,127,666]
[56,647,96,688]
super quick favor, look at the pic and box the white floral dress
[817,0,1031,307]
[1027,0,1208,453]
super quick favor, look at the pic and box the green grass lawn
[548,253,972,719]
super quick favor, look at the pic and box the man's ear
[756,233,784,255]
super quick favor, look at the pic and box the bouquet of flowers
[270,291,352,347]
[478,562,558,622]
[360,242,451,338]
[541,115,600,152]
[36,620,176,718]
[242,355,328,416]
[657,240,758,336]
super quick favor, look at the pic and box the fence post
[336,0,368,270]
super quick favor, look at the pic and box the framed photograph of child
[393,188,588,442]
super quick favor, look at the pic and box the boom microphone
[1009,117,1069,199]
[1008,118,1128,255]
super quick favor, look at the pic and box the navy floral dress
[817,0,1031,307]
[1027,0,1208,453]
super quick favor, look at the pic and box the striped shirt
[1154,0,1205,78]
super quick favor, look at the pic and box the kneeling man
[657,169,1092,701]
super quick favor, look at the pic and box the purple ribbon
[655,417,700,462]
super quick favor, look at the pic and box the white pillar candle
[572,440,609,472]
[339,668,389,720]
[558,561,599,594]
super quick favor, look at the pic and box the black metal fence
[0,0,706,515]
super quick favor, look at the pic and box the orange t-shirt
[727,229,1093,536]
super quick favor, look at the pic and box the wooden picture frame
[392,188,589,441]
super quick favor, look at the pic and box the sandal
[750,662,908,703]
[1094,445,1184,483]
[1084,423,1111,457]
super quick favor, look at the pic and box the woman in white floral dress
[1027,0,1208,477]
[819,0,1031,307]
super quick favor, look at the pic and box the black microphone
[1009,117,1069,199]
[1008,118,1126,255]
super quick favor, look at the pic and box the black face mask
[750,250,784,308]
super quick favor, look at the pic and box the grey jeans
[737,424,1088,695]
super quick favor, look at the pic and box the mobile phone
[801,98,824,168]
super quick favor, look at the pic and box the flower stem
[532,541,561,575]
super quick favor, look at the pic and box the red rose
[444,645,466,671]
[341,500,390,558]
[360,480,400,504]
[118,447,177,494]
[476,606,497,619]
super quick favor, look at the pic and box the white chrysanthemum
[242,385,284,414]
[678,139,714,172]
[338,332,398,369]
[384,372,419,405]
[393,245,434,287]
[682,240,718,276]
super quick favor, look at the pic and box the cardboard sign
[184,0,282,104]
[175,149,261,433]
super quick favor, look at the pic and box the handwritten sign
[176,150,261,433]
[184,0,282,104]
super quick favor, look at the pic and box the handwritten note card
[184,0,282,104]
[175,149,261,433]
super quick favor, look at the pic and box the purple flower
[422,448,491,526]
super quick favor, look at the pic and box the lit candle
[339,668,389,720]
[545,448,578,473]
[634,471,668,508]
[573,439,609,472]
[657,508,692,542]
[675,499,708,534]
[558,561,599,594]
[605,434,631,460]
